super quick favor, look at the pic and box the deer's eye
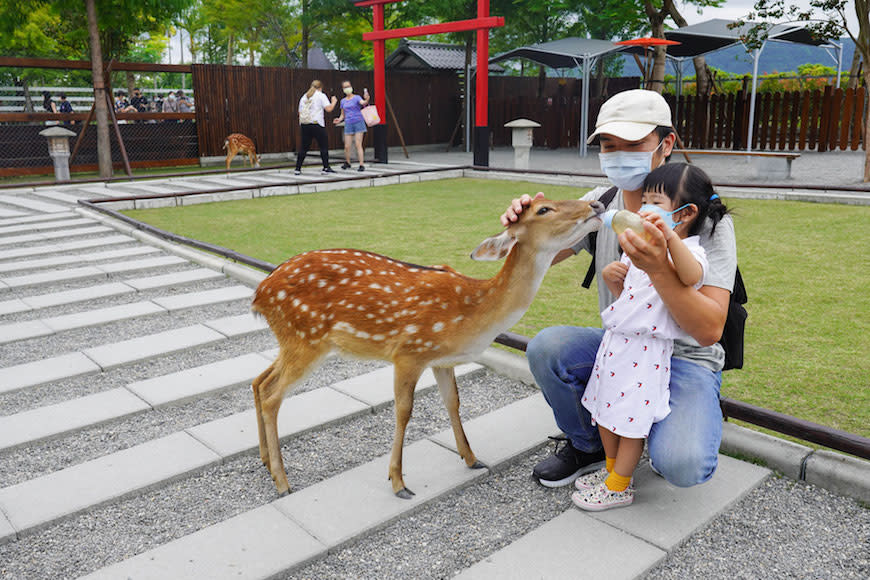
[536,207,552,215]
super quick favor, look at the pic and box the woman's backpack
[299,96,314,124]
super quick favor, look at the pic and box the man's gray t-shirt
[572,186,737,372]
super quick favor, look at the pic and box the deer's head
[471,197,605,262]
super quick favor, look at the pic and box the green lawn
[124,177,870,439]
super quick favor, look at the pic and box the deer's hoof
[278,489,290,498]
[470,460,486,470]
[395,487,416,500]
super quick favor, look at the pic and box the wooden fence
[668,86,866,152]
[191,64,459,157]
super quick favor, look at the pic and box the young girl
[333,80,369,172]
[572,162,729,511]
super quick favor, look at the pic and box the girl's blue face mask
[639,203,691,230]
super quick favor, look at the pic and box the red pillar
[372,2,388,162]
[473,0,490,166]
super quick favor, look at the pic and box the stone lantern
[504,118,541,170]
[39,126,77,181]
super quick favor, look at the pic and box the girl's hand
[602,260,629,288]
[641,211,678,243]
[500,192,545,227]
[333,117,341,125]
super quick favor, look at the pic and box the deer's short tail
[222,139,228,150]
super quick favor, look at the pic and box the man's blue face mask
[639,203,691,230]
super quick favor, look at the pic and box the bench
[677,149,800,180]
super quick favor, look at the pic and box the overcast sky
[680,0,859,33]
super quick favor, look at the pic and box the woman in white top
[295,80,338,175]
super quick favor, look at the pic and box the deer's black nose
[590,200,606,215]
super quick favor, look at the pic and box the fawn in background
[223,133,260,170]
[251,197,606,498]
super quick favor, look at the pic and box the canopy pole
[578,56,591,157]
[836,42,843,87]
[746,42,765,153]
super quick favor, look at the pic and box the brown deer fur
[251,197,605,498]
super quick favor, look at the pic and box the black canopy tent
[490,38,632,156]
[662,19,843,152]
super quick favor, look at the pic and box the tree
[85,0,112,179]
[736,0,870,180]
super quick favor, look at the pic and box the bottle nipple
[601,209,646,237]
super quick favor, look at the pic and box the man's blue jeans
[528,326,723,487]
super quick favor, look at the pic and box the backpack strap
[581,186,620,289]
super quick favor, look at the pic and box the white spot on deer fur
[353,252,362,256]
[327,286,336,292]
[355,270,363,276]
[424,341,433,348]
[366,269,373,275]
[432,322,445,332]
[356,330,371,339]
[383,286,393,293]
[269,297,275,304]
[389,329,399,335]
[455,285,463,294]
[276,290,287,300]
[301,304,309,312]
[292,298,301,307]
[372,334,385,341]
[369,283,382,290]
[366,313,375,319]
[441,303,449,309]
[317,280,327,288]
[334,322,355,333]
[307,273,316,282]
[405,324,418,334]
[409,268,419,273]
[340,278,349,285]
[452,315,464,323]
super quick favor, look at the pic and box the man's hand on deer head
[500,192,545,227]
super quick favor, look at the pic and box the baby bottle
[601,209,646,237]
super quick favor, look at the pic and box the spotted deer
[223,133,260,170]
[251,197,606,498]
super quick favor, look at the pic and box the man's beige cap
[587,89,673,144]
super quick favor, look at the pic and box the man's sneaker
[358,165,365,172]
[532,437,606,488]
[571,482,634,511]
[294,169,302,175]
[322,167,336,174]
[341,162,351,169]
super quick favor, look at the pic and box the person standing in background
[295,80,338,175]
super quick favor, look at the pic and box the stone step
[0,245,159,274]
[76,393,557,579]
[0,212,77,227]
[28,190,89,205]
[0,208,28,219]
[0,352,102,395]
[0,225,112,246]
[0,234,135,261]
[0,195,68,214]
[122,268,225,291]
[150,285,252,311]
[0,255,187,289]
[82,324,227,370]
[0,217,97,236]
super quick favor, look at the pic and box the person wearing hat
[501,89,736,495]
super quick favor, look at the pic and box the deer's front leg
[389,363,423,499]
[432,366,484,469]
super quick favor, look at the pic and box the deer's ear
[470,231,516,261]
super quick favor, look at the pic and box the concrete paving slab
[0,194,67,213]
[329,363,481,408]
[187,386,369,459]
[21,282,135,309]
[0,266,107,289]
[430,393,560,470]
[0,509,14,545]
[96,255,187,274]
[150,285,252,311]
[70,185,115,198]
[83,324,226,370]
[257,184,299,197]
[81,504,324,580]
[0,217,95,236]
[123,268,224,290]
[0,432,221,535]
[0,233,134,260]
[178,190,258,206]
[29,189,89,204]
[588,455,769,551]
[274,439,488,547]
[0,319,55,344]
[0,208,28,218]
[719,422,812,480]
[804,450,870,503]
[43,300,166,332]
[0,212,75,227]
[454,509,666,580]
[0,352,102,394]
[0,388,151,451]
[126,352,270,407]
[202,313,269,337]
[132,196,177,209]
[0,297,30,315]
[0,224,111,245]
[115,183,178,195]
[0,245,159,273]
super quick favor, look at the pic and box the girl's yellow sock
[604,471,632,492]
[605,457,616,473]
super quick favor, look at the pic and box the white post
[746,43,765,153]
[579,56,591,157]
[836,42,843,87]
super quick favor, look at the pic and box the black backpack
[581,186,747,371]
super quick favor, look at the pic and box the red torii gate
[354,0,504,166]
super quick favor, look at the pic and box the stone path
[0,165,835,579]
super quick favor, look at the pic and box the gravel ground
[0,368,536,579]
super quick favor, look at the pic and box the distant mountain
[620,37,855,77]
